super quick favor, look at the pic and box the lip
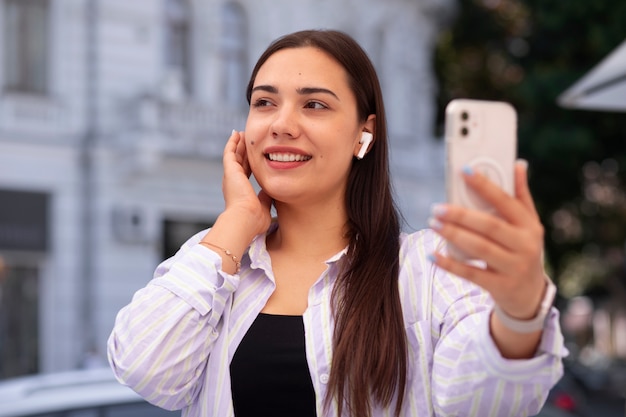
[263,146,312,169]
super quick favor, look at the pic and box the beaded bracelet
[199,242,241,273]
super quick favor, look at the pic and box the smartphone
[444,99,517,260]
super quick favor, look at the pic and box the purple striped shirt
[107,226,567,416]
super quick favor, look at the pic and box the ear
[353,115,376,159]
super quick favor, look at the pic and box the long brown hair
[246,30,406,417]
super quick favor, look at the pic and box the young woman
[108,30,567,417]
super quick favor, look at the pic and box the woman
[108,29,567,417]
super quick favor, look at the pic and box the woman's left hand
[429,160,547,321]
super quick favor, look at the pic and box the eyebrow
[251,85,339,100]
[251,85,278,94]
[297,87,339,100]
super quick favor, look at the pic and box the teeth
[267,153,312,162]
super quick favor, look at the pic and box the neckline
[258,312,303,318]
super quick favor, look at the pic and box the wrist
[199,241,241,273]
[219,207,270,239]
[493,276,557,334]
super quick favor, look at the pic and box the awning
[557,39,626,112]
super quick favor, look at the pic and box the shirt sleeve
[106,230,239,410]
[429,257,568,416]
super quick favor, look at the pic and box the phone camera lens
[460,127,469,137]
[461,111,469,121]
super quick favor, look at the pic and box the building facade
[0,0,453,377]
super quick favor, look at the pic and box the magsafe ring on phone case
[460,157,506,212]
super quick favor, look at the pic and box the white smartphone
[444,99,518,261]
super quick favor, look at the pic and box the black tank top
[230,313,317,417]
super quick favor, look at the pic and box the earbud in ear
[356,131,373,159]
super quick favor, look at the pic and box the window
[3,0,49,94]
[0,190,48,379]
[219,2,247,108]
[0,264,39,379]
[164,0,192,94]
[162,218,213,261]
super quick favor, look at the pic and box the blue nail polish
[431,204,447,217]
[427,254,437,263]
[428,217,442,231]
[462,165,474,176]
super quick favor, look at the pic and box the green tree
[434,0,626,299]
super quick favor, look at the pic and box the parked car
[0,367,179,417]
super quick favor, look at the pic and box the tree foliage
[434,0,626,297]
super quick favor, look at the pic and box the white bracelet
[493,277,557,333]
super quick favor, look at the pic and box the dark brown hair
[246,30,406,417]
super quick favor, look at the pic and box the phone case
[444,99,517,260]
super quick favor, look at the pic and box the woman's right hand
[199,131,272,274]
[221,130,273,238]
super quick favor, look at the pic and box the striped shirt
[107,226,567,417]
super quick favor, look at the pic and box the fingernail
[431,203,447,217]
[462,165,474,176]
[428,217,443,230]
[427,253,437,263]
[232,129,237,135]
[516,159,528,170]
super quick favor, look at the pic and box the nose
[270,105,300,139]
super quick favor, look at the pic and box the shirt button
[320,373,329,384]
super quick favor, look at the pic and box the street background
[434,2,626,415]
[0,0,625,416]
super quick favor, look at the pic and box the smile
[266,153,312,162]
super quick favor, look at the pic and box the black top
[230,313,317,417]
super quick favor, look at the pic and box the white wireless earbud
[357,131,373,159]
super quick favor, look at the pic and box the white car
[0,367,179,417]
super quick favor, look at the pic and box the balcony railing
[0,93,71,139]
[130,96,247,159]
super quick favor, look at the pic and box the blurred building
[0,0,453,377]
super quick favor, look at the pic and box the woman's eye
[305,101,327,110]
[252,99,272,108]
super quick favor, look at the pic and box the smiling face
[245,46,374,208]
